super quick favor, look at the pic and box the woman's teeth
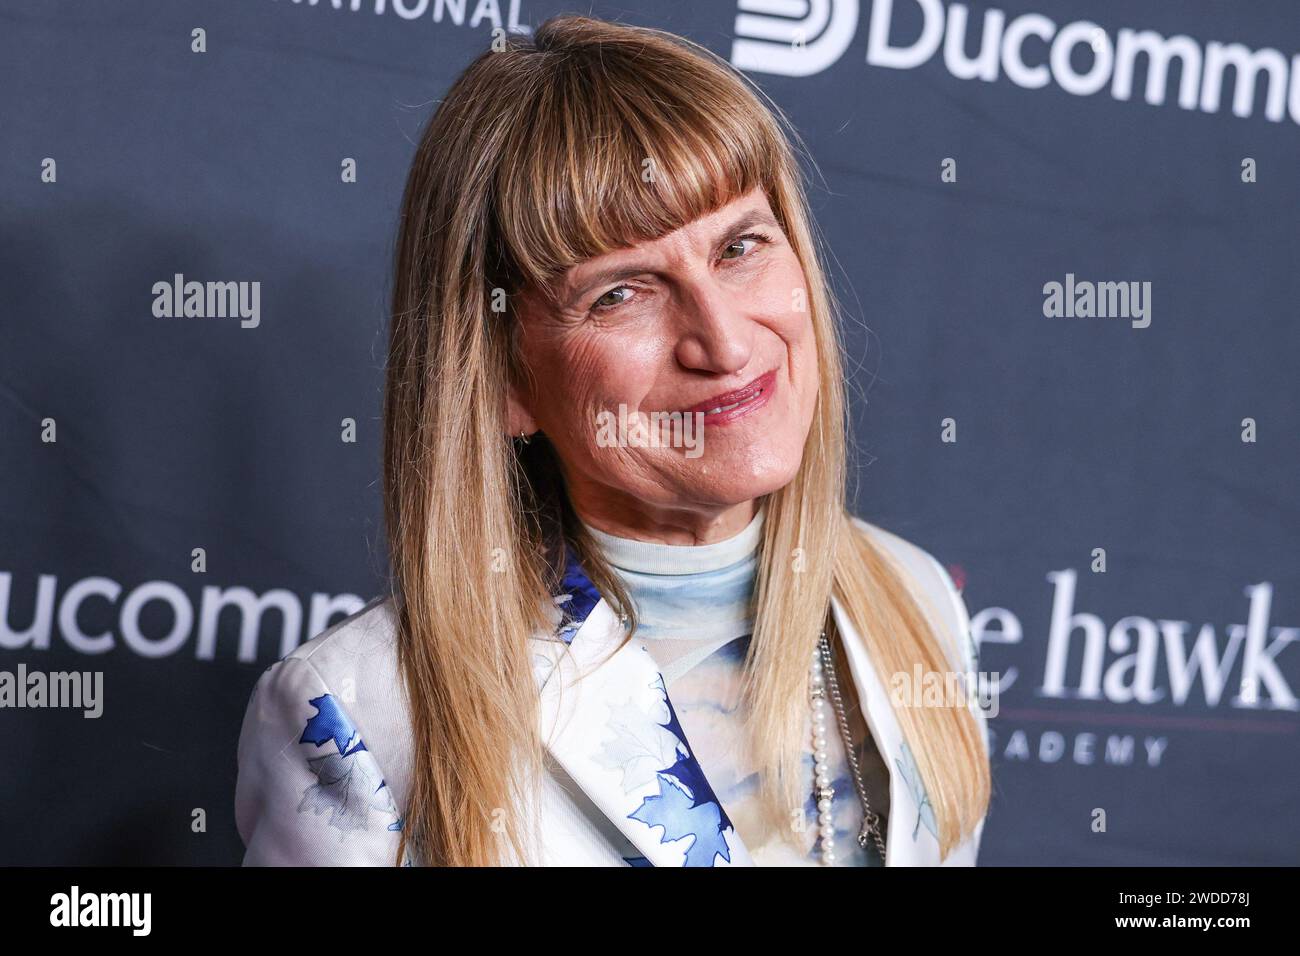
[704,389,761,415]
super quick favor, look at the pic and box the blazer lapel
[523,549,943,866]
[830,594,942,865]
[528,555,754,867]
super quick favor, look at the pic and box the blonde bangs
[486,30,789,303]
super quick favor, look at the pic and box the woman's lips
[679,368,777,426]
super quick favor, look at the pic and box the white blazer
[235,517,989,866]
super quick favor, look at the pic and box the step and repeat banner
[1,0,1296,865]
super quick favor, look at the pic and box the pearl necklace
[810,628,887,865]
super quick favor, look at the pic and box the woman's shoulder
[241,593,410,765]
[235,594,414,865]
[846,516,991,770]
[848,516,954,592]
[846,515,978,675]
[277,593,402,691]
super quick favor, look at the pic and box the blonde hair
[384,14,989,866]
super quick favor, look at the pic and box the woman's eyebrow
[557,262,654,310]
[560,208,782,305]
[718,208,781,238]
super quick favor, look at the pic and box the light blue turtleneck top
[583,507,889,865]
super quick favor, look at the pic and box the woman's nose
[671,279,756,375]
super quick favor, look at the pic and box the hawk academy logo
[730,0,1300,125]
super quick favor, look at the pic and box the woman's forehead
[553,187,776,289]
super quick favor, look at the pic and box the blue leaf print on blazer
[300,693,366,756]
[895,740,938,841]
[297,694,403,837]
[629,676,736,866]
[554,544,602,643]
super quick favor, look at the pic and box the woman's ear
[505,378,537,439]
[504,289,541,439]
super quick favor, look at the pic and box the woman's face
[508,186,820,541]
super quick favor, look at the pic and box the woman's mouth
[680,369,777,425]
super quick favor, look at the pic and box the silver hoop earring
[519,429,532,445]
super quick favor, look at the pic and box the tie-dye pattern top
[583,506,890,866]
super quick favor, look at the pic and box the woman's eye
[720,231,772,261]
[589,231,773,313]
[592,286,632,311]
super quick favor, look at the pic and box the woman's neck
[566,488,760,546]
[583,504,765,575]
[580,505,764,638]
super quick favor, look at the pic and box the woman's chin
[675,458,803,507]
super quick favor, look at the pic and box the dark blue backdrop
[1,0,1296,865]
